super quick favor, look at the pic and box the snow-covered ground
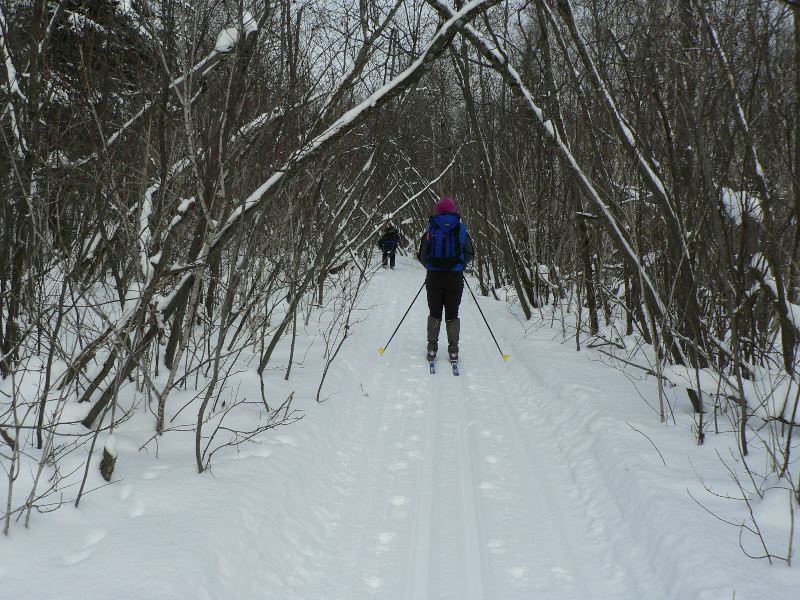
[3,256,798,599]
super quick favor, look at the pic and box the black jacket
[377,227,400,250]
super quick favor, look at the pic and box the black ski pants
[382,247,396,268]
[425,270,464,320]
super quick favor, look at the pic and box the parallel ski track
[452,311,592,599]
[345,266,663,599]
[404,352,437,600]
[405,350,486,600]
[451,363,488,600]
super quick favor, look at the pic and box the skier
[417,196,474,364]
[377,223,400,269]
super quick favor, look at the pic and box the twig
[626,422,667,467]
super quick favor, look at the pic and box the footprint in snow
[142,464,170,480]
[84,529,108,547]
[363,574,384,590]
[551,566,574,581]
[389,496,408,507]
[378,532,395,544]
[62,529,108,566]
[271,434,299,447]
[128,498,145,518]
[63,548,94,565]
[487,539,506,554]
[118,484,133,500]
[229,447,274,460]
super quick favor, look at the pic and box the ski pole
[378,280,426,356]
[463,275,510,361]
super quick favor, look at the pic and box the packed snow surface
[4,257,798,599]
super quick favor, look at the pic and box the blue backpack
[425,214,467,271]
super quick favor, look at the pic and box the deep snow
[3,256,799,599]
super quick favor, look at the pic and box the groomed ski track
[329,260,663,599]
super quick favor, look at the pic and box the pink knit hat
[435,196,457,214]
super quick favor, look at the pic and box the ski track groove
[404,333,436,600]
[452,367,488,600]
[427,363,466,600]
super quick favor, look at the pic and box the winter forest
[2,0,800,598]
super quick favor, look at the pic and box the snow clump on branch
[215,11,258,53]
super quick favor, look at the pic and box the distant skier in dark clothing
[417,196,474,362]
[378,224,400,269]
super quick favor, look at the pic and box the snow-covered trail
[324,261,663,599]
[7,257,796,600]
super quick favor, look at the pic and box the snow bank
[661,364,738,397]
[479,265,800,598]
